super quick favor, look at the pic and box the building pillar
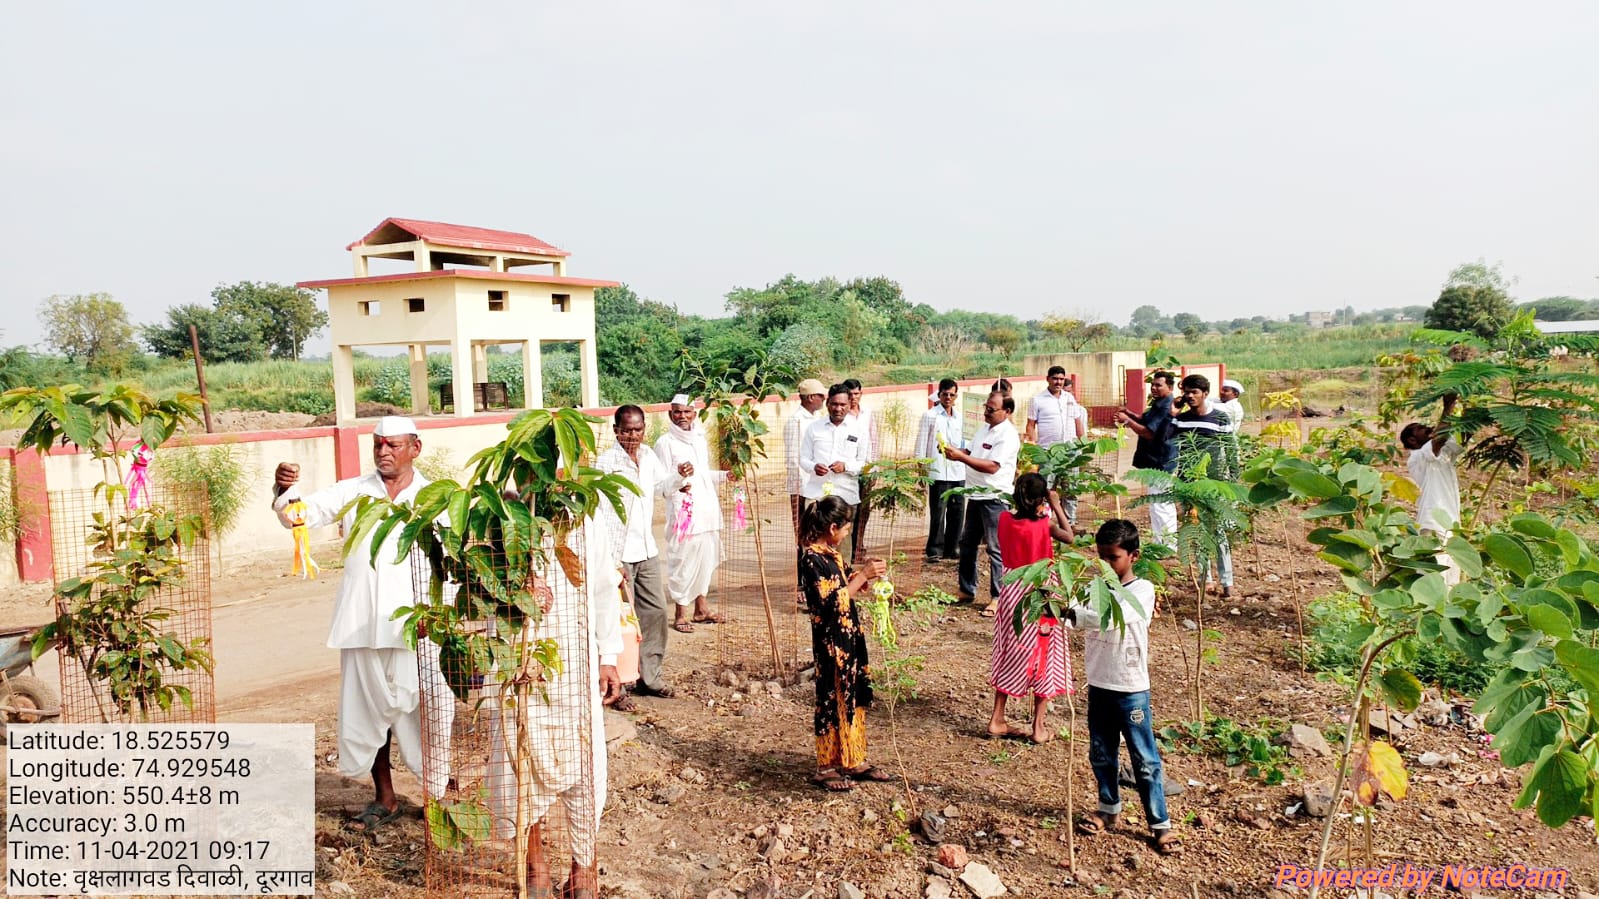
[522,341,544,409]
[491,255,505,273]
[352,252,369,278]
[12,450,52,583]
[451,337,474,418]
[553,259,566,277]
[472,343,489,383]
[332,344,357,424]
[408,343,429,415]
[414,242,432,272]
[579,338,600,409]
[334,426,362,481]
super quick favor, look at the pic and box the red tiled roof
[297,269,619,290]
[347,217,571,257]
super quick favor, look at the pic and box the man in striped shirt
[1171,374,1235,598]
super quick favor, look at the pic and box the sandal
[985,726,1032,741]
[691,612,727,624]
[841,764,895,782]
[979,602,999,618]
[1076,812,1116,836]
[671,621,696,634]
[633,683,677,698]
[610,692,639,712]
[1154,829,1183,855]
[811,770,855,792]
[348,801,402,834]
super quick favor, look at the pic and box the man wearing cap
[596,404,678,701]
[655,394,731,634]
[1025,365,1090,523]
[800,384,872,561]
[272,416,454,833]
[1218,380,1246,435]
[785,379,828,536]
[914,378,966,563]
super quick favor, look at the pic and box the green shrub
[157,445,251,542]
[1302,593,1492,695]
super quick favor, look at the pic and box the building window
[407,298,426,313]
[488,290,507,312]
[552,294,570,312]
[360,301,381,316]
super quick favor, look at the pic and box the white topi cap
[670,393,692,406]
[1222,379,1245,395]
[373,415,419,437]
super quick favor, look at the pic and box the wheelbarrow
[0,624,61,732]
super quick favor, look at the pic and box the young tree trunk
[746,482,788,683]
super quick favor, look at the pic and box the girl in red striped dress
[987,472,1075,743]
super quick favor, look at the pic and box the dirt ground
[3,485,1597,898]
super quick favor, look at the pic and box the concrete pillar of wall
[408,343,429,415]
[491,255,505,273]
[451,338,474,418]
[472,343,489,383]
[12,450,52,583]
[332,344,357,423]
[1124,368,1148,415]
[334,426,362,481]
[554,259,566,277]
[352,251,369,278]
[579,338,600,408]
[522,341,544,409]
[415,244,432,272]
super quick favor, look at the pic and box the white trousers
[338,644,454,798]
[664,530,723,606]
[1148,502,1179,542]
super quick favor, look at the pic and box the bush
[157,445,252,542]
[767,323,832,379]
[1302,593,1492,695]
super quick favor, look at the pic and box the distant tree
[1129,304,1169,334]
[843,276,924,349]
[211,282,327,361]
[1040,314,1113,351]
[39,292,136,373]
[1518,296,1598,322]
[594,284,685,403]
[144,303,264,363]
[983,325,1023,357]
[1424,260,1515,340]
[1172,312,1204,342]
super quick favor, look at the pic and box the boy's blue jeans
[1087,686,1170,829]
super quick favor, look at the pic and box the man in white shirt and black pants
[1025,365,1089,523]
[944,391,1020,609]
[800,384,872,563]
[785,379,828,537]
[915,378,966,563]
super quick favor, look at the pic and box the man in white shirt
[914,378,966,563]
[1217,380,1246,435]
[785,379,828,536]
[800,384,872,561]
[1026,365,1090,523]
[1401,393,1462,536]
[596,405,679,700]
[272,415,453,833]
[842,377,877,563]
[944,392,1020,608]
[655,394,732,633]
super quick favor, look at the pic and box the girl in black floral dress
[799,496,892,791]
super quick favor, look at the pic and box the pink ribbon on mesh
[732,486,748,531]
[674,493,694,540]
[125,442,155,510]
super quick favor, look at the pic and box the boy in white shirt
[1067,519,1181,856]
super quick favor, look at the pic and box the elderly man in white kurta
[655,394,731,633]
[484,520,623,897]
[272,415,454,833]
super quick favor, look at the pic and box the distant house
[1533,320,1599,335]
[1305,311,1335,329]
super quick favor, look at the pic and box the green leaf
[1377,668,1422,712]
[1553,640,1599,697]
[1515,747,1588,828]
[1482,534,1534,580]
[1283,469,1342,500]
[1445,537,1483,579]
[1508,514,1558,541]
[1494,703,1559,768]
[1409,573,1447,612]
[1304,495,1359,519]
[1510,644,1554,673]
[1524,604,1573,639]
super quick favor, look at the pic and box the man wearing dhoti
[654,393,732,633]
[271,416,454,834]
[483,520,623,898]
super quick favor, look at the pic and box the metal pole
[189,324,214,434]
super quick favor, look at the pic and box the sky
[2,2,1595,354]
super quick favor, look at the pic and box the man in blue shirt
[1116,371,1178,540]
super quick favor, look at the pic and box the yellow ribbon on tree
[284,500,319,579]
